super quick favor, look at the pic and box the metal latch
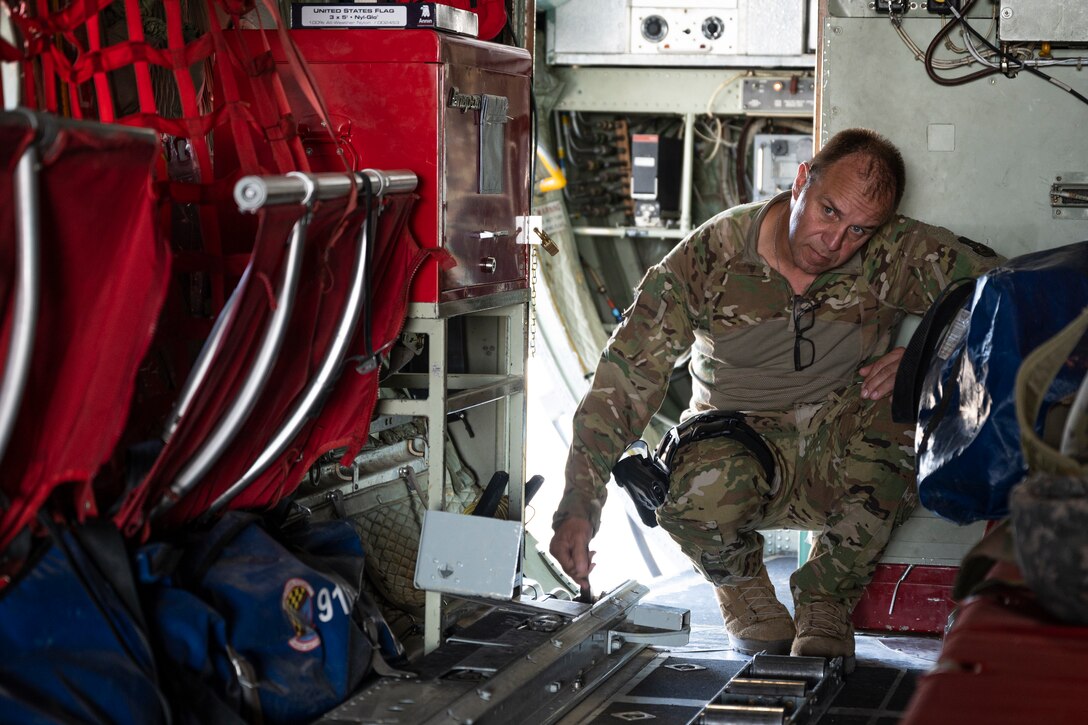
[515,214,560,255]
[1051,173,1088,219]
[607,602,691,651]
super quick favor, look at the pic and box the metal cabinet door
[439,61,530,302]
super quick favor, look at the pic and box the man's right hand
[549,517,596,593]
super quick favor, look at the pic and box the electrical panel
[924,0,960,15]
[741,77,816,115]
[998,1,1088,44]
[630,133,682,226]
[546,0,814,67]
[751,134,813,201]
[630,2,739,56]
[873,0,908,13]
[631,134,662,200]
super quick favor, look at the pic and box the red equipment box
[272,30,532,304]
[852,563,958,635]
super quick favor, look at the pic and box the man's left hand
[859,346,905,400]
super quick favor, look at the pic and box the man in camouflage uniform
[549,128,1001,661]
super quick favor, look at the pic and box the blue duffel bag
[138,512,396,725]
[912,241,1088,523]
[0,522,168,725]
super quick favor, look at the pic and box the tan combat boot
[792,600,856,671]
[714,567,795,655]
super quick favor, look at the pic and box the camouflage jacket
[555,192,1003,534]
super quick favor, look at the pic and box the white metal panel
[549,0,627,55]
[746,0,803,55]
[820,11,1088,568]
[415,510,525,598]
[547,0,815,67]
[881,509,987,567]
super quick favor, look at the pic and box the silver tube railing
[233,169,417,212]
[151,173,316,520]
[206,169,417,515]
[162,265,251,442]
[0,112,41,468]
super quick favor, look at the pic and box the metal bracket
[607,602,692,650]
[514,214,543,245]
[1051,172,1088,219]
[607,627,691,651]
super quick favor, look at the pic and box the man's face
[786,154,894,275]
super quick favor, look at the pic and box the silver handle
[479,257,498,273]
[474,230,511,240]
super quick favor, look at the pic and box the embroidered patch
[283,577,320,652]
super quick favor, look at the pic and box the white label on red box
[298,5,407,28]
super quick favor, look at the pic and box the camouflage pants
[655,380,917,608]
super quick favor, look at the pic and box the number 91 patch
[282,577,353,652]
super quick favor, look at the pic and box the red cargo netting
[1,0,430,543]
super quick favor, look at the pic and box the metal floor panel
[556,651,921,724]
[316,583,655,724]
[318,557,938,724]
[573,655,748,725]
[624,657,748,701]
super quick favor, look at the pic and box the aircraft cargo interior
[1,1,1087,723]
